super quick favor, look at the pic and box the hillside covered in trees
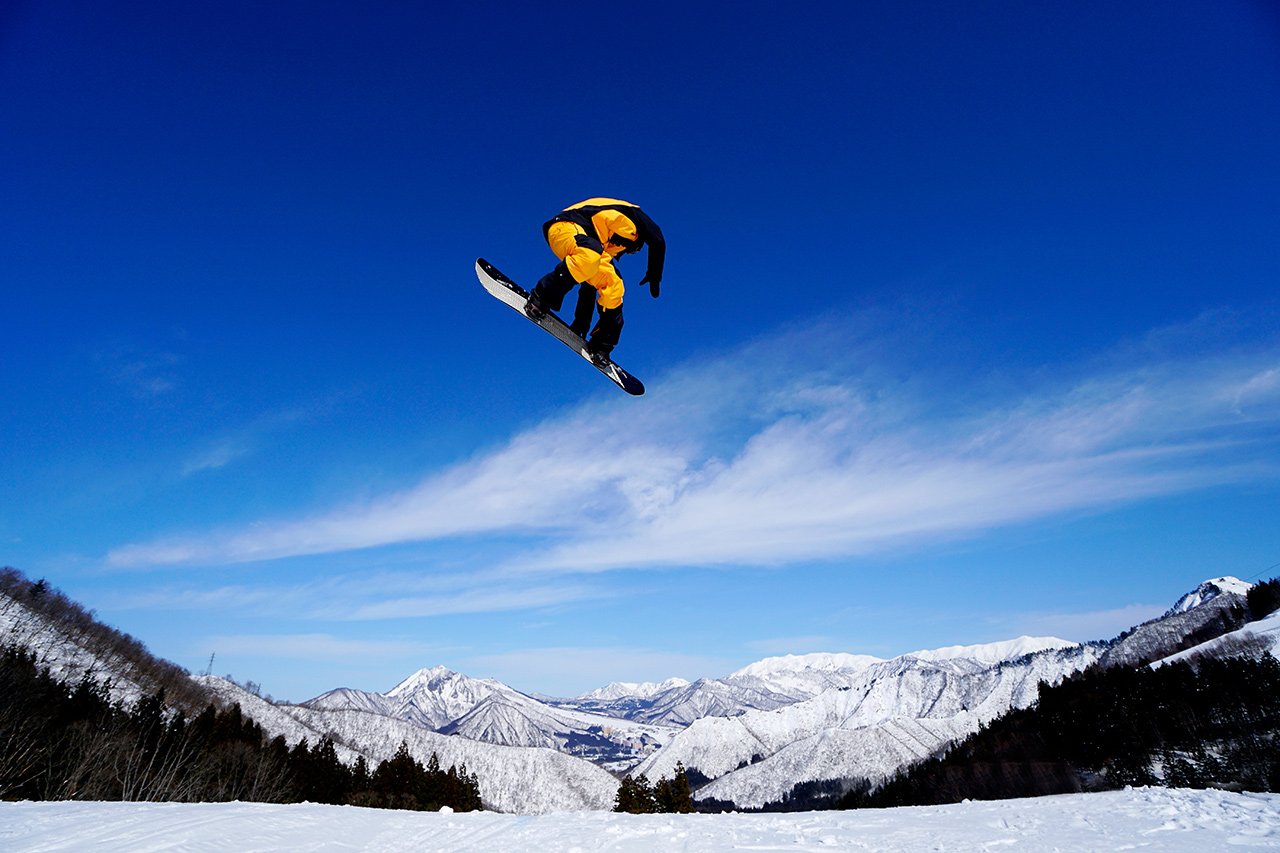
[0,568,481,811]
[739,578,1280,812]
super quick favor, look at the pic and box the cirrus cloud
[106,311,1280,578]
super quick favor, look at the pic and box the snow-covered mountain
[624,580,1258,808]
[304,665,520,730]
[4,570,1269,813]
[634,641,1100,808]
[578,677,691,702]
[203,676,618,814]
[1164,576,1253,617]
[556,656,883,727]
[304,665,678,770]
[1102,583,1252,669]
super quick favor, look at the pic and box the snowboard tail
[475,258,645,396]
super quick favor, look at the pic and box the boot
[527,261,576,320]
[585,339,613,366]
[586,305,623,365]
[524,290,547,322]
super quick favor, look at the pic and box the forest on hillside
[736,579,1280,813]
[0,568,482,810]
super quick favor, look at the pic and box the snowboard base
[475,258,645,396]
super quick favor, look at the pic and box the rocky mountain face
[305,665,521,730]
[1101,586,1251,669]
[633,643,1103,808]
[303,665,678,772]
[200,676,619,814]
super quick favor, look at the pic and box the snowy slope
[635,644,1101,807]
[1155,606,1280,668]
[5,787,1279,852]
[201,678,618,814]
[0,585,174,710]
[280,704,619,814]
[697,717,979,806]
[1164,576,1253,617]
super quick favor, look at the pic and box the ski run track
[4,787,1279,852]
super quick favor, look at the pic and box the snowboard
[475,258,645,396]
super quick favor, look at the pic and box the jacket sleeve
[634,209,665,284]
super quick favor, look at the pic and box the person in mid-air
[524,198,665,363]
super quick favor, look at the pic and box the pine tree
[614,773,657,813]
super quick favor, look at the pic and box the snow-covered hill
[0,574,204,711]
[5,569,1269,814]
[577,677,691,702]
[1164,576,1253,617]
[206,676,618,814]
[305,666,677,769]
[635,643,1101,808]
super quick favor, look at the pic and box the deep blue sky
[2,1,1279,699]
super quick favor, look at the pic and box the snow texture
[0,590,150,709]
[1102,589,1251,669]
[204,677,619,815]
[635,641,1101,808]
[1156,607,1280,668]
[304,667,677,770]
[5,787,1280,852]
[1165,576,1254,617]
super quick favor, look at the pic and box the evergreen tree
[614,773,657,813]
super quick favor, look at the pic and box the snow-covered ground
[4,788,1279,852]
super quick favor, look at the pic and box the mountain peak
[387,665,471,696]
[1165,577,1252,617]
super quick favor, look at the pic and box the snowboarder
[524,198,665,363]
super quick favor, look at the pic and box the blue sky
[2,1,1278,700]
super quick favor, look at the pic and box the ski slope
[4,787,1278,852]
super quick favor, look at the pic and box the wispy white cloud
[344,582,608,620]
[99,568,607,623]
[179,403,329,476]
[181,440,250,476]
[106,311,1280,580]
[94,341,182,399]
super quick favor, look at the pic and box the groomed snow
[4,788,1279,852]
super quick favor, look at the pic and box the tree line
[731,580,1280,812]
[1,567,213,710]
[822,648,1280,810]
[613,763,695,813]
[0,643,480,810]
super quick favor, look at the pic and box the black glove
[641,274,661,298]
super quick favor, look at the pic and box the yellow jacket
[542,199,665,309]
